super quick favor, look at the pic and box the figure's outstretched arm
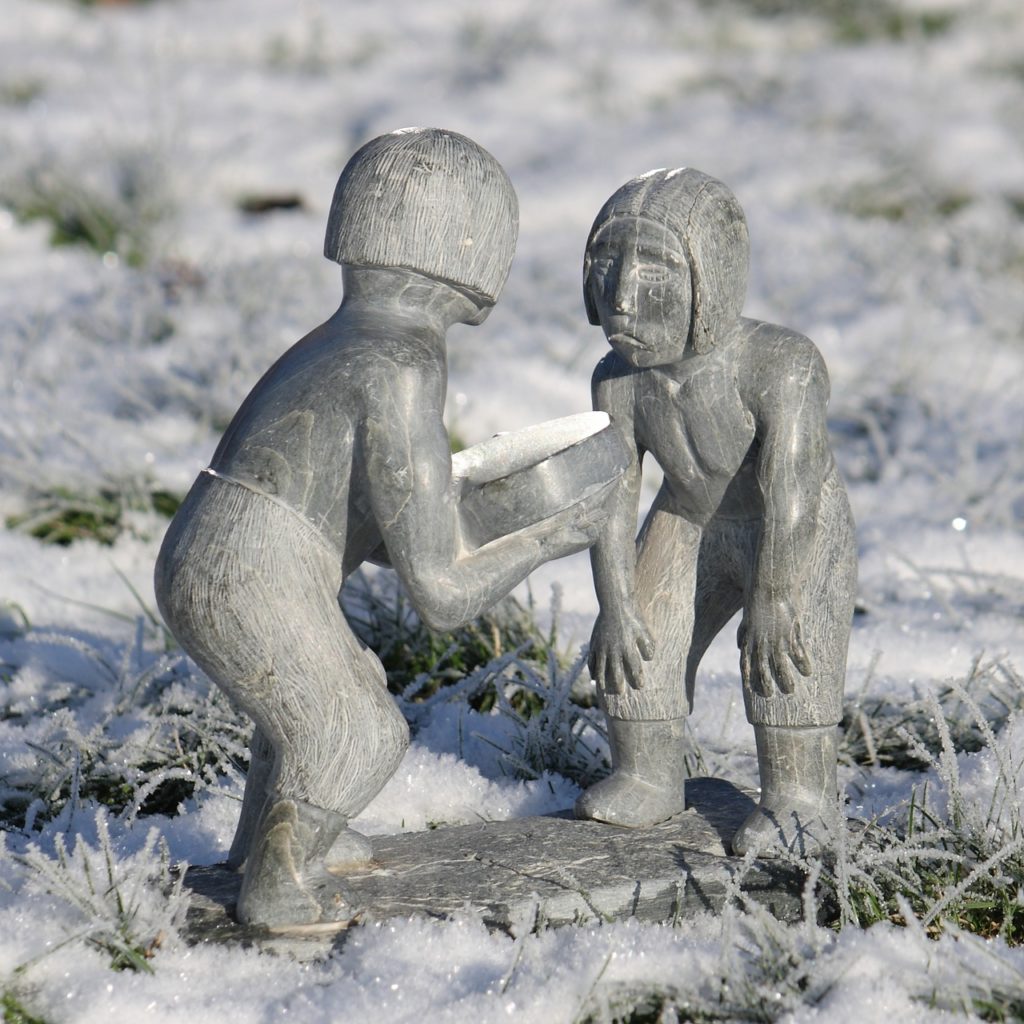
[588,357,653,693]
[741,336,832,697]
[363,361,607,633]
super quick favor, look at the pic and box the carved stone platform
[182,778,807,960]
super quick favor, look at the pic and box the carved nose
[613,278,634,314]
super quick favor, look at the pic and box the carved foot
[575,770,684,828]
[733,724,840,858]
[576,716,687,827]
[326,826,374,869]
[731,797,839,858]
[237,798,358,932]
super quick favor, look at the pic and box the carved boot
[575,717,687,827]
[732,725,840,857]
[226,733,375,874]
[237,797,357,932]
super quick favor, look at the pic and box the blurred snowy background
[0,0,1023,1021]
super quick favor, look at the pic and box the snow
[2,0,1024,1019]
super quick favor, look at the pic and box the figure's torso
[209,314,446,572]
[631,340,759,524]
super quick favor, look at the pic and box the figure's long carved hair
[583,168,749,354]
[325,128,518,306]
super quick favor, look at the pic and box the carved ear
[687,251,712,354]
[583,251,600,325]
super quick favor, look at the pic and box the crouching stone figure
[156,129,613,930]
[575,168,857,856]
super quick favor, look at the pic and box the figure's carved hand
[737,595,812,698]
[539,480,616,556]
[588,606,655,694]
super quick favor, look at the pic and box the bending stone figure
[155,129,611,930]
[575,168,857,855]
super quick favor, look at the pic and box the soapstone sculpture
[574,168,857,856]
[155,128,627,932]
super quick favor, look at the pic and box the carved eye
[637,264,672,284]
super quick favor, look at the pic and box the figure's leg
[684,523,746,708]
[228,603,407,930]
[731,474,857,857]
[226,725,274,871]
[226,725,375,873]
[156,479,408,929]
[577,489,700,827]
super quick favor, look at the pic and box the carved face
[587,217,692,368]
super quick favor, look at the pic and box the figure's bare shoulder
[591,351,636,418]
[358,331,447,419]
[735,319,830,424]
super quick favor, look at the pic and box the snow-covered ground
[1,0,1023,1020]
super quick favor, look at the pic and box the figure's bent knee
[377,695,411,770]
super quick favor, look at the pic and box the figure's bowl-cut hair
[584,168,749,353]
[325,127,518,306]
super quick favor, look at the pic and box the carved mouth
[608,333,653,364]
[607,332,641,350]
[608,333,667,368]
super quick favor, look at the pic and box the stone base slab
[182,777,809,959]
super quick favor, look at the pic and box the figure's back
[210,320,361,555]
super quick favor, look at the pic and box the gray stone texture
[182,778,808,960]
[576,168,857,856]
[155,129,627,930]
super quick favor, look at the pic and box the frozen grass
[1,151,171,269]
[14,815,189,975]
[0,599,251,832]
[0,602,1022,1022]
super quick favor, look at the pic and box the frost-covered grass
[0,603,1022,1022]
[2,0,1024,1020]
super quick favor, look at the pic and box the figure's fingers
[588,506,611,531]
[740,638,752,689]
[570,509,602,547]
[637,627,655,662]
[606,653,625,695]
[770,649,798,695]
[624,648,645,690]
[756,648,775,698]
[736,620,747,651]
[790,621,813,677]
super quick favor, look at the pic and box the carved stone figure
[574,168,857,856]
[155,128,623,931]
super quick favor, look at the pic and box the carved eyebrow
[634,243,685,266]
[588,226,685,266]
[590,237,682,260]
